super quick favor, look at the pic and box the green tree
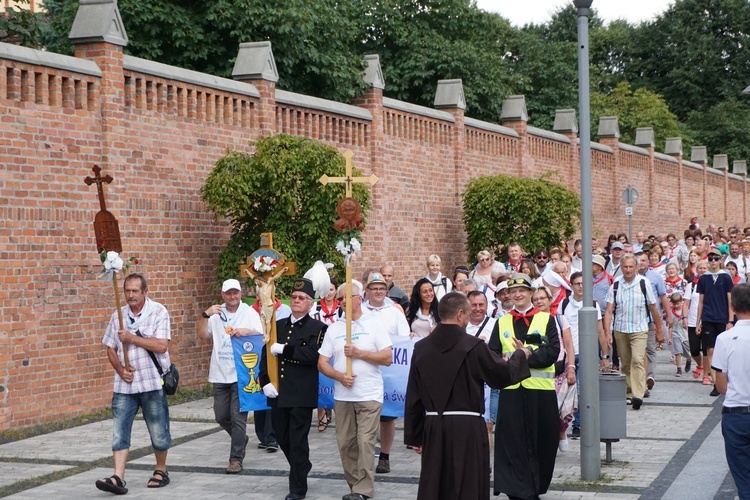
[591,81,690,150]
[0,0,46,48]
[201,135,371,291]
[462,174,580,258]
[686,98,750,168]
[628,0,750,120]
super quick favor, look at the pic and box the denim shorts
[112,390,171,451]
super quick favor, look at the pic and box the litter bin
[599,372,627,462]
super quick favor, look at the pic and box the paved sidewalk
[0,348,738,499]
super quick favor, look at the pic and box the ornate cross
[319,150,378,197]
[318,150,378,376]
[84,165,122,253]
[240,233,296,388]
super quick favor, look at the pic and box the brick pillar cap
[733,160,747,175]
[500,95,528,122]
[665,137,682,156]
[634,127,654,148]
[597,116,620,138]
[363,55,385,90]
[434,79,465,110]
[714,154,729,170]
[553,109,578,133]
[69,0,128,47]
[233,41,279,82]
[691,146,707,163]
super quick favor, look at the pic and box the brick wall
[1,35,748,430]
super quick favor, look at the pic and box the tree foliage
[462,175,580,258]
[0,0,46,48]
[591,81,690,151]
[686,98,750,168]
[201,135,371,292]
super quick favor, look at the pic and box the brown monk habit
[404,323,531,500]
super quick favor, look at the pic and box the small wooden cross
[84,165,114,213]
[319,150,378,197]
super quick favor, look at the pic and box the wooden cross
[240,233,296,389]
[84,165,128,370]
[319,150,378,198]
[318,150,378,376]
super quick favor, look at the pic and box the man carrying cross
[96,273,172,495]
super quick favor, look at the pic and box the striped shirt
[102,300,171,394]
[606,274,657,333]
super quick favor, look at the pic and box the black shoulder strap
[561,297,570,315]
[612,280,620,322]
[474,317,490,337]
[134,330,165,376]
[441,276,448,291]
[639,279,651,322]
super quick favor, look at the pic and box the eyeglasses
[571,282,583,286]
[368,287,387,293]
[479,257,490,262]
[290,294,311,301]
[707,255,722,262]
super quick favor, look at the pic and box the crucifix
[84,165,129,370]
[319,150,378,376]
[240,233,297,389]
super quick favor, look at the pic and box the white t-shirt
[364,301,410,337]
[713,320,750,406]
[318,308,393,402]
[561,296,602,355]
[466,316,497,344]
[685,282,700,327]
[207,303,264,384]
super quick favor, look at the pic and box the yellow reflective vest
[497,312,556,390]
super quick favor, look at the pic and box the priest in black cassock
[489,273,560,500]
[404,292,532,500]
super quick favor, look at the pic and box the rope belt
[425,411,482,417]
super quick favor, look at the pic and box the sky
[476,0,676,26]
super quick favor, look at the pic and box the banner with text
[232,335,271,413]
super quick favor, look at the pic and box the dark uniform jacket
[259,314,327,408]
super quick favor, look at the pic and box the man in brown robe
[404,292,532,500]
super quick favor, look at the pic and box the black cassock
[489,311,560,500]
[404,323,531,500]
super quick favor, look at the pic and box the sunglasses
[479,257,490,262]
[536,255,548,260]
[708,255,722,262]
[507,278,531,287]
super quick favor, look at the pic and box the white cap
[221,279,242,292]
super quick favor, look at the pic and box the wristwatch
[202,311,210,319]
[600,353,610,360]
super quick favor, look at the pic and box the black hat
[292,278,315,299]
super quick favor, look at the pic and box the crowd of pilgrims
[303,220,746,497]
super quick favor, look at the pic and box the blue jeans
[722,413,750,499]
[112,390,171,451]
[490,388,499,423]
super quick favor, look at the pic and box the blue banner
[232,334,271,412]
[380,336,417,417]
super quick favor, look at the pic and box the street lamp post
[574,0,601,482]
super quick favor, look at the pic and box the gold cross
[319,150,378,197]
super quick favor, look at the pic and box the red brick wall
[1,39,748,429]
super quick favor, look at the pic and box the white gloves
[262,383,278,398]
[270,343,285,356]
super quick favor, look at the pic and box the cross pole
[240,233,296,389]
[318,150,378,376]
[84,165,128,371]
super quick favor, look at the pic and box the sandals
[693,365,703,379]
[147,469,170,488]
[318,415,330,432]
[95,475,128,495]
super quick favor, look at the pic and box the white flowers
[103,251,124,271]
[253,255,278,273]
[336,237,361,256]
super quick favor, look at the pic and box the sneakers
[632,397,643,410]
[703,376,712,386]
[676,368,682,377]
[266,442,279,453]
[685,359,692,373]
[376,457,390,474]
[559,439,569,452]
[570,426,581,439]
[693,365,703,379]
[710,387,720,397]
[644,389,651,398]
[626,397,633,405]
[647,377,655,390]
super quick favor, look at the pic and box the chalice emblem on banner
[241,352,262,393]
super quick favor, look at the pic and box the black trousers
[271,406,314,496]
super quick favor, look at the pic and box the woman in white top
[407,278,440,337]
[424,254,453,301]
